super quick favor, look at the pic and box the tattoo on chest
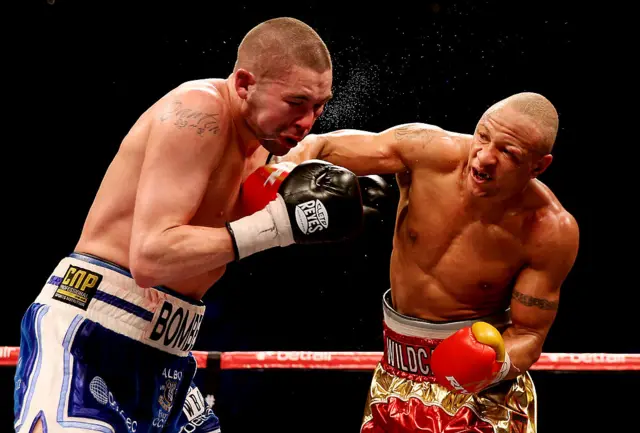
[512,290,559,310]
[159,101,220,136]
[394,125,436,145]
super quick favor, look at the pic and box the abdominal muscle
[388,239,515,322]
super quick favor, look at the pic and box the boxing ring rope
[1,347,638,371]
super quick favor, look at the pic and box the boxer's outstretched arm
[129,89,235,288]
[283,123,446,175]
[502,211,579,379]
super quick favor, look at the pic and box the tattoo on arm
[512,290,559,310]
[393,125,437,145]
[159,101,220,137]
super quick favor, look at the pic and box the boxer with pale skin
[282,92,579,432]
[14,18,364,433]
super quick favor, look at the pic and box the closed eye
[503,148,524,163]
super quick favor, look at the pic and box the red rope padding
[219,351,640,371]
[1,347,638,371]
[0,346,211,368]
[220,351,383,371]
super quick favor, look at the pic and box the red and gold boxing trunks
[361,290,537,433]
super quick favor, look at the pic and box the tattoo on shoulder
[159,100,220,137]
[512,290,559,310]
[394,125,437,146]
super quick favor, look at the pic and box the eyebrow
[287,93,333,104]
[480,128,525,155]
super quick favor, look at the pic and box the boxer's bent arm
[502,212,579,378]
[129,90,234,288]
[283,123,444,175]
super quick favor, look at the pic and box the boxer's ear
[531,154,552,178]
[234,68,256,100]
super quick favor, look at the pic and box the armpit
[396,170,411,187]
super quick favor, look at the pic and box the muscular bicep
[509,267,562,338]
[131,92,228,249]
[283,123,445,175]
[510,214,580,337]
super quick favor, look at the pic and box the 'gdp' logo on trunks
[53,265,103,310]
[295,200,329,234]
[148,301,203,352]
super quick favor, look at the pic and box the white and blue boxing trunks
[13,252,221,433]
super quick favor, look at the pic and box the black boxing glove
[358,175,391,215]
[226,160,363,260]
[358,175,394,230]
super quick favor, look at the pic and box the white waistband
[35,254,206,357]
[382,289,512,340]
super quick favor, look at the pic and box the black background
[4,1,637,432]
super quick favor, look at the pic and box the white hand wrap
[492,351,512,384]
[227,195,294,260]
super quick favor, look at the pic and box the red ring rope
[1,347,638,371]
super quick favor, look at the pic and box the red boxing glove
[241,161,297,215]
[431,322,511,394]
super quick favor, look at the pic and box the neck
[466,196,512,222]
[225,75,263,157]
[464,176,530,221]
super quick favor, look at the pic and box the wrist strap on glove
[492,351,512,385]
[227,195,294,261]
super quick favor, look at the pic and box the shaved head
[234,17,332,79]
[486,92,559,154]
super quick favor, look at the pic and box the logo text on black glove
[294,200,329,234]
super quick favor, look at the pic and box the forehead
[479,107,545,149]
[269,65,333,99]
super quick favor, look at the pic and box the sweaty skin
[282,112,579,377]
[26,17,337,433]
[75,68,332,299]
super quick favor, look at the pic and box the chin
[470,189,490,198]
[469,182,501,198]
[260,138,290,156]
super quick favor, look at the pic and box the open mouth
[471,167,492,183]
[282,137,298,148]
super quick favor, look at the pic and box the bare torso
[75,79,269,297]
[391,135,564,321]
